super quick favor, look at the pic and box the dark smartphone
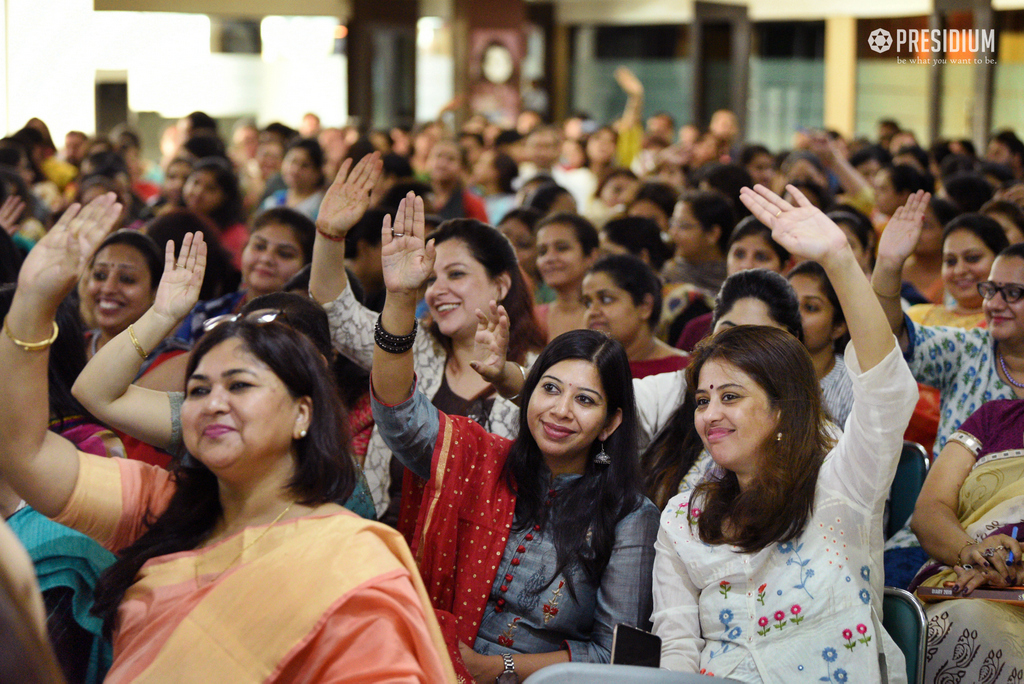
[610,624,662,668]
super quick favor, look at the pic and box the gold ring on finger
[775,210,782,218]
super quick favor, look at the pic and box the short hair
[942,213,1010,256]
[728,216,790,266]
[992,130,1024,161]
[687,325,831,552]
[894,145,929,171]
[629,181,679,222]
[981,199,1024,242]
[284,138,326,189]
[601,216,673,271]
[979,162,1015,186]
[524,182,574,215]
[91,230,164,291]
[537,212,600,256]
[381,153,413,178]
[711,269,803,342]
[182,134,226,161]
[695,162,754,217]
[929,196,961,229]
[251,207,316,265]
[494,129,524,148]
[589,254,663,328]
[888,164,935,195]
[739,144,773,166]
[943,172,995,213]
[345,208,390,256]
[998,242,1024,261]
[849,145,892,169]
[498,207,543,233]
[681,189,736,254]
[427,219,547,363]
[184,111,218,135]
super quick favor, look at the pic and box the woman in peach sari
[0,194,454,683]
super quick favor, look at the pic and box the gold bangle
[872,285,902,299]
[127,324,149,360]
[3,318,58,351]
[957,538,975,565]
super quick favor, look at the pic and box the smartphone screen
[610,624,662,668]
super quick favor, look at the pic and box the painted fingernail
[984,561,992,568]
[1008,576,1014,584]
[952,585,960,594]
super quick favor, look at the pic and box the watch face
[482,44,514,84]
[495,673,520,684]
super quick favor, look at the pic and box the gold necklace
[196,501,295,585]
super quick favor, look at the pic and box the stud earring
[594,441,611,466]
[299,429,308,439]
[775,432,783,442]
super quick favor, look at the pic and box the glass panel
[747,57,823,151]
[855,60,929,140]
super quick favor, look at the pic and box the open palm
[739,184,847,263]
[317,152,383,239]
[152,231,208,323]
[381,193,435,295]
[470,300,510,384]
[876,190,931,265]
[17,193,121,303]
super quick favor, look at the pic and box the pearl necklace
[999,352,1024,389]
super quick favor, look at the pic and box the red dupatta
[411,411,517,679]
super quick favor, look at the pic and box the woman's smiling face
[424,239,510,341]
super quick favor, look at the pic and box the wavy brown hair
[686,325,832,553]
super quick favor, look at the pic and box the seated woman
[260,138,327,221]
[72,237,377,520]
[181,157,248,268]
[174,207,314,344]
[909,399,1024,680]
[907,213,1009,328]
[371,193,659,682]
[309,154,546,524]
[0,194,454,682]
[651,184,919,682]
[79,230,162,362]
[534,212,600,341]
[641,268,804,509]
[787,260,854,427]
[582,254,688,379]
[673,215,791,350]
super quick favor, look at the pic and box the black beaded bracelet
[374,314,417,354]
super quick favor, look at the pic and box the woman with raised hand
[872,191,1022,463]
[650,184,918,682]
[370,193,658,683]
[0,194,454,683]
[309,153,545,524]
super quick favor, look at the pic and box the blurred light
[261,16,338,61]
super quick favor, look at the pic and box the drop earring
[594,441,611,466]
[775,432,783,442]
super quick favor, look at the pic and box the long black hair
[91,320,355,636]
[503,329,642,597]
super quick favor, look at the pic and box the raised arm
[870,191,931,351]
[469,300,525,402]
[740,183,901,372]
[370,193,434,406]
[309,152,383,305]
[72,233,206,450]
[613,66,645,134]
[0,194,121,517]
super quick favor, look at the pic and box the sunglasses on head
[202,309,287,332]
[977,281,1024,304]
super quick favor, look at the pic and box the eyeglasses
[202,309,286,332]
[977,281,1024,304]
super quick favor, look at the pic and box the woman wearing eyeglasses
[873,200,1024,465]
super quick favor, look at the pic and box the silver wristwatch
[495,653,519,683]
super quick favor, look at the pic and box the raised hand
[17,193,122,305]
[0,196,26,236]
[152,232,208,324]
[469,300,511,384]
[739,184,848,265]
[614,66,643,96]
[316,152,383,240]
[381,192,434,295]
[875,190,930,267]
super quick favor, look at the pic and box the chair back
[886,440,929,539]
[882,586,927,684]
[526,662,742,683]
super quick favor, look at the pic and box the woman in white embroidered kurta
[651,185,924,683]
